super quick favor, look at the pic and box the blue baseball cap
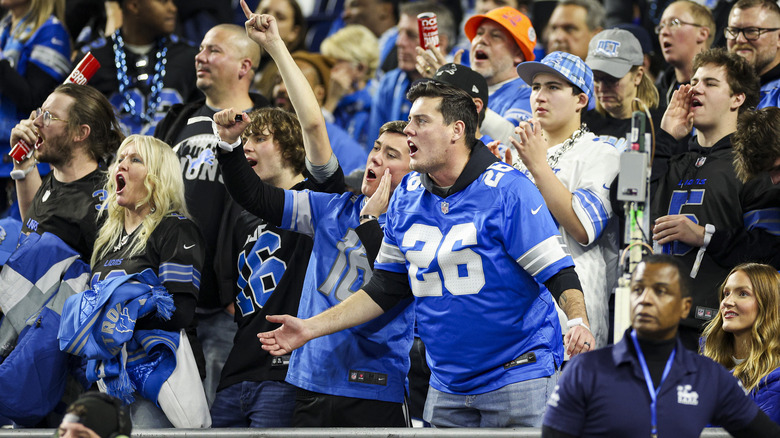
[516,51,594,103]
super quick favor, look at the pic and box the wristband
[566,317,591,333]
[359,214,378,222]
[212,120,243,151]
[10,160,37,180]
[217,137,242,152]
[701,223,715,249]
[691,224,715,278]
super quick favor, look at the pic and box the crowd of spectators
[1,0,780,434]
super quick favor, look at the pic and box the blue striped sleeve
[744,208,780,235]
[282,190,315,236]
[572,188,611,243]
[159,262,201,290]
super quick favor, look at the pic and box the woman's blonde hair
[91,135,189,266]
[595,66,659,115]
[9,0,66,43]
[702,263,780,392]
[320,24,379,78]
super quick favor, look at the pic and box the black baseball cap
[432,63,489,107]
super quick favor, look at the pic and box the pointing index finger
[240,0,253,19]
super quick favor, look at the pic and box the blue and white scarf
[59,268,177,404]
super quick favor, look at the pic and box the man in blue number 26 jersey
[259,78,596,428]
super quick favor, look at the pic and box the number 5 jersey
[652,133,744,329]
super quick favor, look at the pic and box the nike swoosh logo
[602,183,610,190]
[532,205,542,215]
[183,244,195,249]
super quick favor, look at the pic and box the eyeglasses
[724,26,780,41]
[654,18,703,34]
[35,108,68,127]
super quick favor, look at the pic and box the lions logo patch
[189,148,216,172]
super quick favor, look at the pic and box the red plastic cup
[65,52,100,85]
[9,139,33,162]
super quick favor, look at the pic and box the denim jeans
[210,380,296,427]
[423,372,559,428]
[196,309,237,407]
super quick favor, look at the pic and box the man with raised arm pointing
[256,27,595,425]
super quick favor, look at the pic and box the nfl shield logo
[695,157,707,167]
[441,202,449,214]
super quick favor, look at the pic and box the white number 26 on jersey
[403,223,485,296]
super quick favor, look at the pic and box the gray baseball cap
[585,29,643,79]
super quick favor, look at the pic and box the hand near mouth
[661,84,695,140]
[361,168,392,219]
[9,110,40,154]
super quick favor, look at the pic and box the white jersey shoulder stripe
[516,235,569,277]
[30,45,70,76]
[376,240,405,265]
[287,191,314,236]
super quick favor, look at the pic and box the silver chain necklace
[513,123,589,173]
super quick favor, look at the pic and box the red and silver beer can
[417,12,439,49]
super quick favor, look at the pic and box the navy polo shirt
[543,335,758,437]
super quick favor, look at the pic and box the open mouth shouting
[408,140,418,157]
[34,135,43,149]
[473,49,488,63]
[116,173,126,194]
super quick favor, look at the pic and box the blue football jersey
[375,162,573,395]
[489,78,533,126]
[279,190,414,403]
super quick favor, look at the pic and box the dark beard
[35,136,74,168]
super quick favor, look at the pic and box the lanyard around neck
[631,329,676,438]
